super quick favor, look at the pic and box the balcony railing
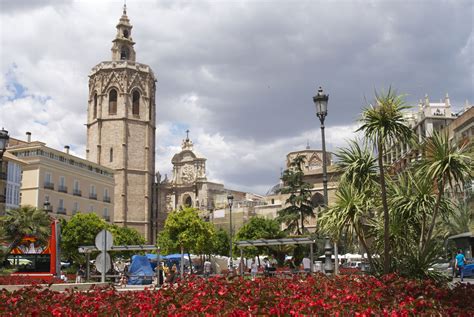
[58,185,68,193]
[44,182,55,190]
[89,193,97,200]
[0,172,7,180]
[57,207,67,215]
[103,196,111,203]
[73,189,82,196]
[103,215,110,222]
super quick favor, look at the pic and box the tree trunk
[423,179,445,253]
[300,211,305,234]
[377,142,390,274]
[354,222,374,270]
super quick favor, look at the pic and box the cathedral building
[86,6,157,241]
[156,133,227,229]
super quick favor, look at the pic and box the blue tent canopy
[128,255,154,285]
[162,254,184,260]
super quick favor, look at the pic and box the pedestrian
[455,249,466,282]
[119,272,128,287]
[203,259,212,278]
[250,259,258,281]
[289,258,298,274]
[75,265,85,283]
[302,257,311,273]
[60,271,68,283]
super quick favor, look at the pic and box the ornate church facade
[86,6,157,241]
[155,134,229,231]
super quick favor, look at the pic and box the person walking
[203,259,212,278]
[455,250,466,282]
[250,259,258,281]
[75,265,85,283]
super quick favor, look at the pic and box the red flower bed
[0,273,472,316]
[0,275,64,285]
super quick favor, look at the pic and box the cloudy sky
[1,0,472,194]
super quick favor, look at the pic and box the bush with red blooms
[0,275,64,285]
[1,273,472,316]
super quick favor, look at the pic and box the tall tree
[417,131,472,251]
[61,213,107,262]
[235,217,286,264]
[357,88,413,273]
[0,205,51,267]
[277,155,315,235]
[319,183,375,269]
[157,207,215,256]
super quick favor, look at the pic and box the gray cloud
[1,0,472,194]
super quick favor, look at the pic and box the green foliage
[442,201,473,236]
[60,213,107,262]
[416,131,472,251]
[277,155,315,235]
[212,229,230,256]
[61,213,147,263]
[235,217,286,259]
[357,87,413,274]
[107,224,146,258]
[0,206,51,267]
[157,207,216,255]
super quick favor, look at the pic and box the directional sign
[95,229,113,251]
[95,253,111,273]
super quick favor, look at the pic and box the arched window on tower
[132,90,140,116]
[120,46,129,60]
[109,89,117,115]
[123,29,129,38]
[109,148,113,163]
[93,93,97,119]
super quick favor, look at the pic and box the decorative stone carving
[181,164,195,184]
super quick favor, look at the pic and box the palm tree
[442,201,472,237]
[417,131,472,251]
[357,88,413,273]
[0,205,51,266]
[335,140,378,193]
[319,182,375,269]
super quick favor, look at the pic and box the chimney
[64,145,70,154]
[26,132,31,142]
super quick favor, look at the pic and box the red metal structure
[8,220,60,281]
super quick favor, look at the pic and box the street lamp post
[227,193,234,271]
[313,87,329,206]
[0,128,9,160]
[0,128,10,214]
[43,200,52,213]
[313,87,337,274]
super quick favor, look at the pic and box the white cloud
[1,0,472,194]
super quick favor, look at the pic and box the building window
[93,93,98,119]
[103,208,109,221]
[109,89,117,115]
[89,205,94,213]
[123,29,129,38]
[132,90,140,115]
[120,46,129,60]
[73,202,79,213]
[90,185,97,200]
[104,188,111,203]
[109,148,113,162]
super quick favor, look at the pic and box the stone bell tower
[86,5,157,241]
